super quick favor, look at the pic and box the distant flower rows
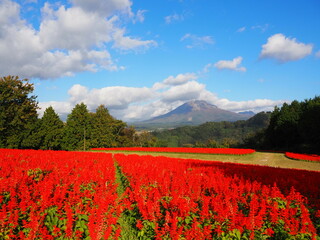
[286,152,320,162]
[91,147,256,155]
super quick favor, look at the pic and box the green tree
[39,106,64,150]
[298,96,320,153]
[0,76,38,148]
[91,105,116,148]
[136,131,157,147]
[62,103,91,151]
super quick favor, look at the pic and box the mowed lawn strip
[92,150,320,172]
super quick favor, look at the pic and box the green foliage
[39,106,64,150]
[62,103,91,151]
[0,75,38,148]
[153,112,271,147]
[264,96,320,153]
[90,105,116,148]
[22,106,64,150]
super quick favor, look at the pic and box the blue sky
[1,0,319,121]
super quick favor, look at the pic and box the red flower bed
[0,149,122,239]
[91,147,255,155]
[116,154,320,239]
[0,149,319,239]
[286,152,320,162]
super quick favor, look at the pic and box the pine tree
[39,106,64,150]
[62,103,91,151]
[91,105,117,148]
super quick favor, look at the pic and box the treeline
[243,96,320,154]
[153,96,320,154]
[152,112,271,148]
[0,76,156,150]
[2,76,319,153]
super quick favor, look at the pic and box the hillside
[133,100,254,130]
[152,111,271,147]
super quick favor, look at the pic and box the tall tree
[62,103,91,151]
[0,76,38,148]
[298,96,320,152]
[91,105,116,148]
[39,106,64,150]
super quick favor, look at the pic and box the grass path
[102,151,320,172]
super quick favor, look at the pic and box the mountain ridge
[132,100,254,129]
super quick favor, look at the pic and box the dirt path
[107,150,320,172]
[251,152,320,171]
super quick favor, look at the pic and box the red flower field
[91,147,256,155]
[286,152,320,162]
[0,148,319,239]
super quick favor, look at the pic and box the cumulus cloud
[71,0,133,17]
[38,101,73,118]
[67,84,154,111]
[162,81,205,103]
[181,34,214,49]
[153,73,198,90]
[112,28,157,51]
[163,73,198,86]
[0,0,156,79]
[260,33,313,63]
[38,71,286,121]
[214,57,246,72]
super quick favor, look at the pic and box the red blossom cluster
[0,149,319,239]
[286,152,320,162]
[0,149,122,239]
[91,147,256,155]
[115,154,320,239]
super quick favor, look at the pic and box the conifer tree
[91,105,116,148]
[62,103,91,151]
[39,106,64,150]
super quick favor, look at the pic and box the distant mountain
[133,100,254,129]
[238,111,255,117]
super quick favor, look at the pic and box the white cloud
[134,9,146,23]
[260,33,313,63]
[237,26,246,33]
[0,0,156,79]
[38,101,73,118]
[163,73,198,86]
[152,73,198,90]
[39,4,114,50]
[212,98,286,112]
[68,84,154,111]
[112,28,157,51]
[165,13,184,24]
[214,56,246,72]
[162,81,205,103]
[181,34,214,49]
[71,0,133,17]
[251,24,269,33]
[38,71,286,121]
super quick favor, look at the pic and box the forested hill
[152,112,271,148]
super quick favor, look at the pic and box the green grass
[96,150,320,172]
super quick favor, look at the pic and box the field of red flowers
[286,152,320,163]
[91,147,256,155]
[0,148,319,239]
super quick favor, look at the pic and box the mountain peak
[185,100,217,111]
[133,100,254,129]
